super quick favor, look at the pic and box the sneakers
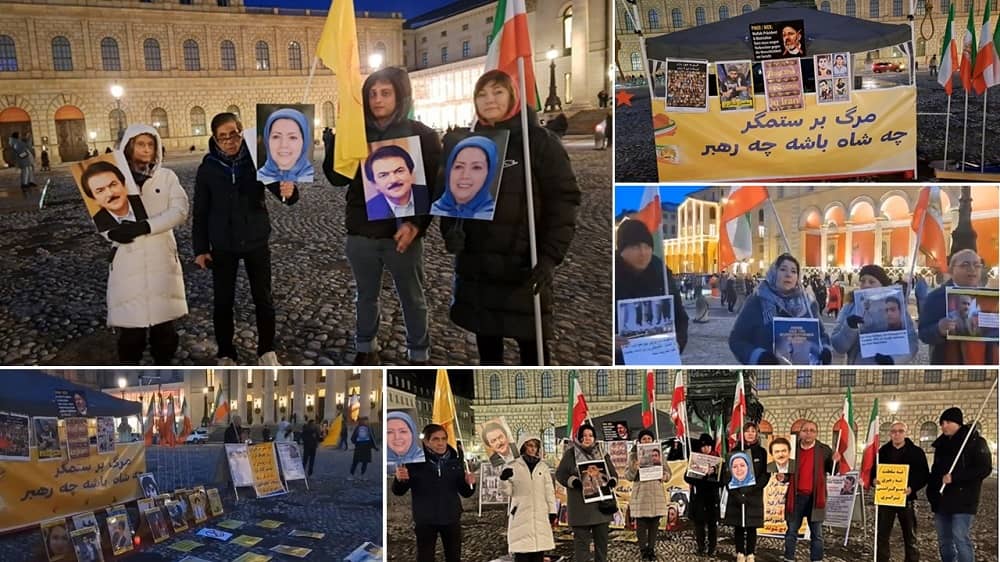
[217,356,237,367]
[352,351,381,366]
[258,351,281,366]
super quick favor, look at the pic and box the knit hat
[616,219,654,253]
[858,264,892,288]
[637,429,656,442]
[697,433,714,448]
[576,423,597,442]
[939,407,964,426]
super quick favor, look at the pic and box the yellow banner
[0,442,146,532]
[248,443,284,498]
[874,463,909,507]
[652,87,916,181]
[758,476,809,538]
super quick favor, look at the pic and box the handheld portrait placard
[577,459,614,503]
[479,462,509,505]
[686,452,723,479]
[749,20,806,60]
[34,416,62,461]
[637,442,664,482]
[480,417,517,467]
[618,295,681,365]
[815,53,852,104]
[386,410,425,474]
[716,61,754,112]
[727,452,757,489]
[69,526,104,562]
[431,129,510,221]
[665,59,709,113]
[874,463,909,507]
[255,104,315,184]
[601,420,631,441]
[362,135,428,220]
[762,58,805,112]
[40,517,71,562]
[773,317,822,364]
[945,287,999,342]
[0,412,29,461]
[71,152,148,233]
[854,285,910,357]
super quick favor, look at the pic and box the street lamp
[544,46,562,113]
[110,84,124,144]
[368,52,383,72]
[202,386,209,423]
[89,131,97,153]
[117,377,127,400]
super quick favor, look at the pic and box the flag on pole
[727,373,746,450]
[321,416,342,447]
[911,186,948,271]
[833,387,857,474]
[211,387,229,425]
[641,370,656,428]
[160,397,177,447]
[432,369,458,450]
[178,397,193,442]
[669,372,686,441]
[316,0,368,178]
[484,0,539,109]
[713,413,727,457]
[719,186,770,271]
[860,399,880,490]
[634,186,665,264]
[143,397,155,446]
[972,0,1000,91]
[939,5,960,95]
[566,372,590,441]
[961,1,978,92]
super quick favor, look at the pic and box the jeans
[117,320,178,365]
[784,493,824,561]
[211,245,275,359]
[735,525,757,554]
[475,334,550,366]
[414,523,461,562]
[693,520,717,553]
[572,523,609,562]
[877,503,919,562]
[345,235,429,360]
[934,512,975,562]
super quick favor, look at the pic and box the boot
[746,556,755,562]
[352,350,381,366]
[736,555,746,562]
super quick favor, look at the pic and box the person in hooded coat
[499,434,556,562]
[107,124,188,365]
[625,429,671,561]
[193,112,298,366]
[440,69,580,365]
[831,264,918,365]
[684,434,723,555]
[431,135,499,220]
[723,422,770,562]
[555,424,618,562]
[322,67,441,365]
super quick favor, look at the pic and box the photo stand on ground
[275,442,309,492]
[225,443,288,501]
[477,462,511,517]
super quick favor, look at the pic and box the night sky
[245,0,456,18]
[390,369,475,398]
[615,186,706,215]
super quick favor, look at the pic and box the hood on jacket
[517,432,542,455]
[363,67,413,132]
[118,124,164,176]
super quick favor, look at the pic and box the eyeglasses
[215,132,242,143]
[889,429,905,433]
[954,261,984,270]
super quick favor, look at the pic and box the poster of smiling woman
[431,129,510,221]
[255,104,315,184]
[361,136,428,220]
[72,153,147,233]
[386,410,425,475]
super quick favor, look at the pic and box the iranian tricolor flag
[860,399,880,490]
[911,186,947,271]
[484,0,539,109]
[961,1,978,93]
[939,4,959,95]
[713,413,726,457]
[833,387,857,474]
[669,372,686,441]
[566,372,590,441]
[727,372,746,450]
[634,187,668,295]
[641,369,656,429]
[719,187,770,272]
[972,0,1000,92]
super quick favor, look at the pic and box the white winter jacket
[106,125,188,328]
[501,434,556,554]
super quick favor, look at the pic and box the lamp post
[544,46,562,113]
[110,84,124,145]
[368,53,383,73]
[950,186,977,259]
[88,131,97,154]
[117,377,127,400]
[202,386,209,424]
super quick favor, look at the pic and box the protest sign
[727,452,757,489]
[945,287,999,342]
[855,285,910,357]
[607,440,629,475]
[578,459,614,503]
[716,61,754,112]
[255,104,315,184]
[430,129,510,221]
[762,58,805,112]
[480,417,517,467]
[224,444,254,488]
[70,153,147,234]
[758,477,810,539]
[33,417,61,462]
[386,410,424,474]
[618,294,681,365]
[874,463,909,507]
[275,443,306,482]
[479,462,509,506]
[64,417,89,460]
[825,472,859,528]
[248,443,286,498]
[0,412,29,461]
[686,452,723,478]
[773,318,822,364]
[750,20,806,60]
[637,442,664,481]
[601,420,631,441]
[666,60,709,112]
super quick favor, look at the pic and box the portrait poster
[773,317,822,364]
[686,452,724,479]
[431,129,510,221]
[854,285,910,357]
[665,59,710,112]
[716,61,755,112]
[255,103,315,184]
[106,511,134,556]
[143,507,171,544]
[362,135,428,220]
[945,287,999,342]
[231,535,262,547]
[758,478,810,539]
[165,500,189,532]
[577,459,614,503]
[64,417,89,460]
[601,420,631,441]
[34,416,62,461]
[270,545,313,558]
[71,152,147,233]
[762,58,805,112]
[276,443,306,482]
[727,451,757,489]
[206,488,225,517]
[69,525,104,562]
[386,410,424,475]
[814,53,852,104]
[53,390,92,419]
[637,442,664,482]
[480,417,517,467]
[478,462,509,505]
[70,512,98,533]
[749,20,806,60]
[225,444,254,488]
[648,58,666,99]
[138,472,159,498]
[248,443,286,498]
[40,517,71,561]
[874,463,909,507]
[618,294,681,365]
[0,412,29,461]
[344,541,382,562]
[96,416,116,455]
[606,440,629,476]
[825,472,860,528]
[189,491,210,523]
[232,553,273,562]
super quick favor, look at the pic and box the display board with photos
[617,294,681,365]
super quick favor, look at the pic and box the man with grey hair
[918,249,995,364]
[867,421,929,562]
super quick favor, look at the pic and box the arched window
[288,41,302,70]
[743,4,753,13]
[695,7,707,25]
[255,40,270,71]
[648,9,661,29]
[374,41,387,61]
[820,1,832,11]
[671,8,683,28]
[515,373,527,399]
[100,37,120,71]
[719,5,730,19]
[919,421,937,451]
[846,0,857,16]
[144,38,162,71]
[189,106,206,136]
[227,105,241,119]
[183,39,200,71]
[489,374,501,400]
[543,426,556,454]
[630,51,642,70]
[0,35,15,72]
[596,371,608,396]
[893,0,903,15]
[562,7,572,51]
[151,107,169,138]
[108,109,126,141]
[52,36,73,71]
[541,373,553,398]
[220,40,237,70]
[624,14,635,32]
[322,101,335,128]
[870,0,880,17]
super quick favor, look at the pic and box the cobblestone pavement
[387,476,997,562]
[0,141,612,366]
[4,445,381,561]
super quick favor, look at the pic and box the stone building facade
[386,371,475,443]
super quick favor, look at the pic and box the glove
[607,478,617,489]
[846,315,864,329]
[107,220,151,244]
[499,468,514,481]
[548,513,558,526]
[757,351,780,365]
[443,223,465,254]
[570,477,582,490]
[528,257,556,295]
[820,349,832,365]
[874,353,894,365]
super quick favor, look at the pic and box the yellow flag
[432,369,457,449]
[316,0,368,178]
[321,416,342,447]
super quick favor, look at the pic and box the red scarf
[785,443,828,514]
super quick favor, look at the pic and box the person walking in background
[301,418,321,477]
[339,407,351,450]
[8,131,36,194]
[350,416,376,479]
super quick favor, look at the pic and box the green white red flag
[833,387,857,474]
[669,372,686,441]
[484,0,540,109]
[566,372,589,441]
[860,398,880,489]
[641,369,656,428]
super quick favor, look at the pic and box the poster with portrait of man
[854,285,910,357]
[602,420,631,441]
[749,20,806,60]
[254,103,315,184]
[480,417,518,467]
[618,294,681,365]
[815,53,852,105]
[71,153,148,233]
[665,59,710,112]
[945,287,999,342]
[431,129,510,221]
[637,442,664,482]
[715,61,754,112]
[64,417,89,460]
[362,135,428,221]
[34,416,62,461]
[0,412,30,461]
[762,58,805,112]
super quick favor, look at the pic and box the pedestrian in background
[350,416,376,479]
[301,418,321,477]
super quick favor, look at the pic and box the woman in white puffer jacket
[499,433,556,562]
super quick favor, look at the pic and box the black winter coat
[391,445,475,526]
[614,254,689,364]
[683,469,723,523]
[441,110,580,340]
[722,442,770,527]
[193,139,299,255]
[927,425,992,514]
[868,438,929,501]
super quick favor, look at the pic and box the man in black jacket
[868,421,929,562]
[927,407,992,562]
[323,67,441,365]
[392,424,475,562]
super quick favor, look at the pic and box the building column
[234,370,246,422]
[844,221,854,269]
[360,370,372,419]
[293,371,305,422]
[263,372,275,425]
[874,218,885,265]
[909,225,918,266]
[324,369,338,423]
[820,227,829,272]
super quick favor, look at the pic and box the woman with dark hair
[728,253,832,365]
[723,422,770,562]
[831,263,918,365]
[625,429,671,561]
[555,424,618,562]
[440,69,581,365]
[684,434,723,555]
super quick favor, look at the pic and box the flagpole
[620,0,655,101]
[961,90,969,170]
[766,198,792,254]
[303,56,320,104]
[980,89,988,169]
[446,381,471,474]
[943,94,952,165]
[653,373,661,442]
[681,372,690,462]
[940,376,998,493]
[907,190,928,286]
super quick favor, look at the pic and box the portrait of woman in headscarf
[257,107,314,184]
[385,411,425,469]
[431,134,504,220]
